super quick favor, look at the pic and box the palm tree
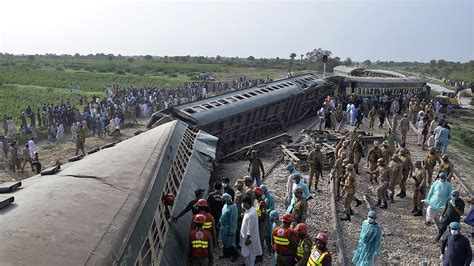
[289,53,297,74]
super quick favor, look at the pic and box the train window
[210,101,221,106]
[193,106,207,112]
[277,85,284,89]
[218,99,229,104]
[255,90,264,94]
[226,97,238,102]
[267,87,275,91]
[242,93,252,98]
[184,108,196,114]
[202,104,214,109]
[261,88,269,92]
[235,95,244,100]
[249,92,258,96]
[287,82,295,85]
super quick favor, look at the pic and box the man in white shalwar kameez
[27,139,37,158]
[240,197,262,266]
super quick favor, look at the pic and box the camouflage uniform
[307,146,324,191]
[424,149,441,186]
[367,145,382,183]
[412,163,427,216]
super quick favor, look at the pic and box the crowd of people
[1,76,268,174]
[166,91,472,266]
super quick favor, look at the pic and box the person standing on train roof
[188,214,214,266]
[352,210,382,266]
[172,188,205,222]
[246,148,265,186]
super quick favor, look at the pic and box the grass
[447,113,474,154]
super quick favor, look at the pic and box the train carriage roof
[339,76,426,84]
[0,120,192,265]
[170,73,330,126]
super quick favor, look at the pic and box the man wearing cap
[397,148,414,198]
[424,147,441,186]
[412,161,427,217]
[188,214,214,266]
[261,184,275,254]
[246,148,265,186]
[332,153,347,200]
[423,172,453,225]
[352,137,364,175]
[368,107,377,129]
[438,154,454,181]
[286,173,310,214]
[400,114,410,145]
[352,210,382,266]
[388,154,402,203]
[380,141,391,164]
[272,213,298,265]
[307,144,324,191]
[240,197,262,266]
[367,142,382,183]
[173,188,205,222]
[383,128,396,154]
[440,222,472,265]
[435,190,465,242]
[366,158,389,209]
[219,193,239,262]
[340,163,356,221]
[291,187,308,227]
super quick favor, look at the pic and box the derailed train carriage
[0,121,218,265]
[147,73,334,155]
[0,73,336,266]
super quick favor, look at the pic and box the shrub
[115,69,125,75]
[168,73,178,77]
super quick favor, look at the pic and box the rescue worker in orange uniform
[188,214,214,266]
[254,186,267,262]
[192,199,217,247]
[307,232,332,266]
[294,223,313,266]
[272,213,299,265]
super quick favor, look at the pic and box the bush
[55,66,64,71]
[168,73,178,77]
[115,69,125,75]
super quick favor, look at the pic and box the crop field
[0,56,289,120]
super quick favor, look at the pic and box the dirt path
[0,119,147,184]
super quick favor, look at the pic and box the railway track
[263,117,347,265]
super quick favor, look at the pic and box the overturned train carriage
[148,73,334,155]
[0,120,217,266]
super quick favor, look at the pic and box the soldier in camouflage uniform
[291,187,308,227]
[438,154,454,181]
[367,141,382,183]
[352,137,364,175]
[412,161,427,217]
[340,164,356,222]
[424,147,441,186]
[367,158,390,209]
[388,154,402,203]
[307,144,324,191]
[397,149,414,198]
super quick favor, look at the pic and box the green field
[0,56,292,121]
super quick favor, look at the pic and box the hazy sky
[1,0,473,62]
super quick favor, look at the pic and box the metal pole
[323,62,326,78]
